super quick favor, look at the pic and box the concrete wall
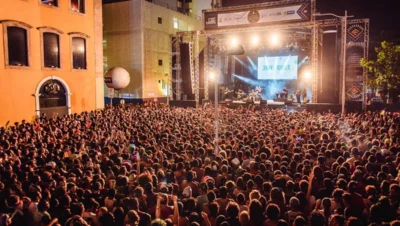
[103,0,143,98]
[195,0,212,18]
[103,0,202,99]
[152,0,178,11]
[142,0,202,99]
[0,0,103,125]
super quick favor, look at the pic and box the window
[39,80,67,108]
[43,32,60,68]
[40,0,58,7]
[72,37,86,69]
[158,17,163,24]
[173,18,179,29]
[7,27,28,66]
[70,0,85,13]
[158,59,163,66]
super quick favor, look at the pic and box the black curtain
[321,29,339,103]
[180,43,194,100]
[199,50,204,101]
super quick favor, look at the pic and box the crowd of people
[0,103,400,226]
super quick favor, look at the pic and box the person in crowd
[0,103,399,226]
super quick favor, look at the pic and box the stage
[169,99,344,113]
[221,100,343,113]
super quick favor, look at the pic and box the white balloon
[104,67,130,90]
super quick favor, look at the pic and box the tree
[361,41,400,102]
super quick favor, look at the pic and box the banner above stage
[204,0,313,31]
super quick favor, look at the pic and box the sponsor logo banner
[204,1,311,30]
[347,24,365,42]
[345,21,368,101]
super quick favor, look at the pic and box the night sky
[317,0,399,41]
[103,0,399,41]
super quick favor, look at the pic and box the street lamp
[314,11,354,116]
[209,71,219,156]
[165,73,170,106]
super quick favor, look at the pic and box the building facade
[0,0,104,125]
[103,0,203,100]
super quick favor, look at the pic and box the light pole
[314,11,353,116]
[165,73,170,106]
[209,71,219,156]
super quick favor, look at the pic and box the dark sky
[220,0,399,41]
[317,0,399,39]
[103,0,400,41]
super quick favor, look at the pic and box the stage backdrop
[257,55,298,80]
[221,0,281,8]
[231,51,311,100]
[345,19,369,102]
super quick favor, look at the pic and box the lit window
[70,0,85,14]
[40,0,58,7]
[173,18,179,29]
[43,32,60,68]
[72,37,86,69]
[7,27,28,66]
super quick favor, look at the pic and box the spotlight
[252,35,259,46]
[230,37,238,47]
[209,72,215,81]
[270,33,280,46]
[304,71,312,80]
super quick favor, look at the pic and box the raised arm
[172,195,180,226]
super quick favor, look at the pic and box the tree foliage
[361,41,400,100]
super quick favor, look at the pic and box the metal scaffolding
[194,31,200,104]
[172,0,369,107]
[204,37,209,100]
[311,23,319,102]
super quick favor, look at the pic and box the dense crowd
[0,103,400,226]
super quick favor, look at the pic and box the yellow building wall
[0,0,103,125]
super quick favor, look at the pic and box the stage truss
[172,0,369,107]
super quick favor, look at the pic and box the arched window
[39,79,67,108]
[1,20,32,67]
[72,37,86,69]
[43,33,60,68]
[35,76,71,117]
[38,27,63,69]
[69,32,89,70]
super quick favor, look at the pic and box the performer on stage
[236,89,246,100]
[282,87,289,98]
[223,87,233,100]
[295,88,301,104]
[302,88,308,103]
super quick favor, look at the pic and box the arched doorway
[35,76,71,117]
